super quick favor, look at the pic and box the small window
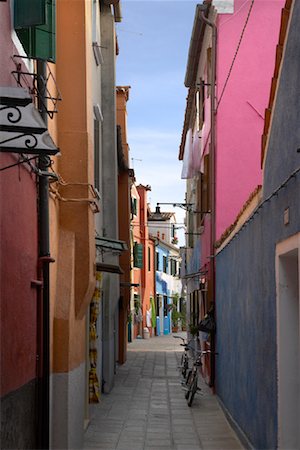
[156,252,159,271]
[163,296,168,317]
[133,242,143,268]
[156,294,160,315]
[162,233,165,240]
[170,259,177,276]
[94,119,100,191]
[131,197,137,217]
[196,78,205,131]
[163,256,167,273]
[207,48,212,98]
[148,247,151,271]
[171,224,175,238]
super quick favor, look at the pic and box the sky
[116,1,200,242]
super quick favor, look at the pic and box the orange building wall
[51,0,96,375]
[117,87,132,363]
[137,185,156,337]
[131,184,142,338]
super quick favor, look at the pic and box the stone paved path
[84,333,244,450]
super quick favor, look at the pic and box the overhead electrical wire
[217,0,255,110]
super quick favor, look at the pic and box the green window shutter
[14,0,46,29]
[14,0,56,62]
[34,0,56,62]
[134,243,143,269]
[15,28,32,56]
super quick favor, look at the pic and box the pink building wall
[215,0,285,239]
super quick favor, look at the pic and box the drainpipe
[200,10,217,388]
[37,59,51,450]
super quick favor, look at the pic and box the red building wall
[0,3,39,447]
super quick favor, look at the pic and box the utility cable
[0,155,37,172]
[217,0,255,110]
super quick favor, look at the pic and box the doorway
[276,234,300,449]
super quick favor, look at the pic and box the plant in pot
[180,300,187,331]
[189,323,199,337]
[172,309,182,332]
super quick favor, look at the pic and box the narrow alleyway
[84,334,244,450]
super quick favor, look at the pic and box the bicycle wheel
[180,353,185,373]
[187,374,197,407]
[182,353,188,378]
[185,370,193,399]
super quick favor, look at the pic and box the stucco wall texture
[262,0,300,198]
[215,3,300,447]
[216,174,300,449]
[216,0,284,239]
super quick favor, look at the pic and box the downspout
[200,10,217,388]
[37,59,52,450]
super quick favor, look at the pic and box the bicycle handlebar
[173,335,185,342]
[185,344,219,356]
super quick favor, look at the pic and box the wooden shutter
[14,0,56,62]
[202,153,211,213]
[94,120,100,191]
[196,174,202,227]
[34,0,56,62]
[14,0,46,28]
[134,243,143,268]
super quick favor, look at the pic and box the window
[92,0,103,65]
[196,174,202,228]
[163,255,167,274]
[133,242,143,268]
[94,119,100,191]
[188,210,194,249]
[202,153,211,214]
[163,295,168,317]
[148,247,151,271]
[196,78,205,131]
[207,47,212,98]
[131,197,137,217]
[14,0,56,62]
[162,233,165,240]
[171,224,175,238]
[156,252,159,271]
[170,259,177,276]
[170,258,174,276]
[156,294,160,315]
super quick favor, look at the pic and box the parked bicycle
[184,348,216,407]
[173,335,193,379]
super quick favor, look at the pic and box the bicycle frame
[173,335,193,379]
[184,348,213,407]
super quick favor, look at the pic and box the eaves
[178,1,211,161]
[261,0,293,168]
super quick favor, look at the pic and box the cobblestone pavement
[84,333,244,450]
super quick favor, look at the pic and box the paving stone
[175,446,201,450]
[84,333,244,450]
